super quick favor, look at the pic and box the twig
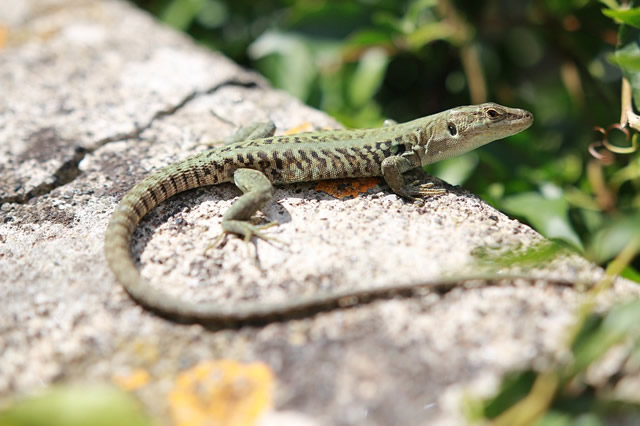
[620,77,640,131]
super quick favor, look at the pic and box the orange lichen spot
[315,177,380,199]
[0,25,8,49]
[168,360,274,426]
[113,368,151,391]
[283,122,315,135]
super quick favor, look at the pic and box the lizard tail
[104,160,554,325]
[104,157,232,322]
[105,163,572,325]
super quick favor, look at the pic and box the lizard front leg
[381,156,445,199]
[221,168,278,242]
[224,122,276,145]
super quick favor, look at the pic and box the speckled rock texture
[0,1,637,425]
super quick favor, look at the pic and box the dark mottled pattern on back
[187,124,423,185]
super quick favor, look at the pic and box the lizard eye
[487,109,499,118]
[447,122,457,136]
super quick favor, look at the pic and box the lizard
[104,102,534,324]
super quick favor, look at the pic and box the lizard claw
[204,231,228,253]
[403,182,446,198]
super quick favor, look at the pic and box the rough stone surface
[0,1,638,425]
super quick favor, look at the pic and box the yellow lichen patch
[283,122,315,135]
[130,339,160,363]
[168,360,274,426]
[112,368,151,391]
[315,177,380,199]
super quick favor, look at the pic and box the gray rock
[0,1,637,425]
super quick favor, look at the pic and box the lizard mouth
[509,108,534,131]
[521,110,533,121]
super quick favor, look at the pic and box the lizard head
[421,103,533,165]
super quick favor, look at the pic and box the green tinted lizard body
[104,103,533,323]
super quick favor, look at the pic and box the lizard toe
[403,183,446,198]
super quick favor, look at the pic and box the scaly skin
[104,103,533,324]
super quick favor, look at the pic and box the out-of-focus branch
[460,45,487,104]
[560,61,585,108]
[587,159,617,212]
[437,0,487,104]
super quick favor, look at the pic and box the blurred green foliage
[466,298,640,426]
[128,0,640,274]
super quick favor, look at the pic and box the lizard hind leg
[218,168,281,247]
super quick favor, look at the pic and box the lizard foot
[229,221,281,243]
[205,221,283,254]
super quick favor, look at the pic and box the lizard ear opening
[447,122,457,136]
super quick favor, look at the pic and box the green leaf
[609,0,640,109]
[343,30,394,49]
[570,301,640,374]
[570,314,609,373]
[603,7,640,29]
[588,213,640,263]
[536,411,574,426]
[600,0,620,9]
[544,0,590,16]
[348,48,390,108]
[621,265,640,283]
[195,0,228,29]
[609,48,640,70]
[0,385,154,426]
[248,32,318,101]
[161,0,206,30]
[605,300,640,336]
[481,370,538,418]
[473,241,568,269]
[430,152,479,186]
[405,22,454,50]
[501,191,583,250]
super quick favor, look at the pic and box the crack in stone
[0,78,258,206]
[0,146,87,205]
[93,78,258,150]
